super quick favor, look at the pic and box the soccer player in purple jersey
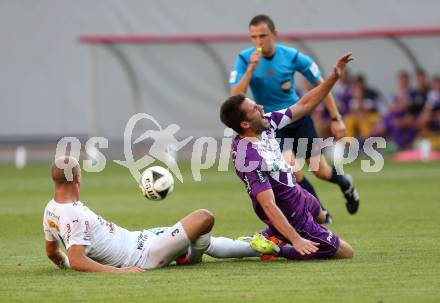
[230,15,361,222]
[220,53,354,259]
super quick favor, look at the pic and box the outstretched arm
[67,245,144,273]
[316,78,346,139]
[290,52,353,122]
[256,189,319,256]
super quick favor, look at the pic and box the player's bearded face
[247,106,269,134]
[250,116,269,134]
[241,98,269,134]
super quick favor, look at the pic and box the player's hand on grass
[333,52,353,78]
[291,237,320,255]
[117,266,144,273]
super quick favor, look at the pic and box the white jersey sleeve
[58,203,93,249]
[43,217,57,241]
[43,200,143,267]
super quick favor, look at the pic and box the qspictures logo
[54,113,386,183]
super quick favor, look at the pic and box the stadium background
[1,1,440,303]
[1,0,440,153]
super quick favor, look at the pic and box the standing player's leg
[299,115,360,215]
[290,162,331,223]
[277,118,331,222]
[302,186,328,224]
[307,154,360,214]
[284,148,322,202]
[141,209,214,269]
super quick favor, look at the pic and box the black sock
[299,177,327,211]
[328,165,350,192]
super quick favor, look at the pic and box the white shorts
[139,222,190,269]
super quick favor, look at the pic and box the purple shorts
[261,190,340,260]
[302,186,321,219]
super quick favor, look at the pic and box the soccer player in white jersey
[43,157,275,272]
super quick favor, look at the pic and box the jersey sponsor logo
[256,170,266,184]
[309,62,320,78]
[83,220,91,241]
[326,231,334,243]
[66,223,71,244]
[47,218,60,232]
[267,69,274,76]
[46,210,60,221]
[106,222,115,234]
[95,215,115,233]
[229,70,238,83]
[96,216,104,224]
[136,233,149,250]
[281,80,291,92]
[243,175,251,193]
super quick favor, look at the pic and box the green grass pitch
[1,160,439,302]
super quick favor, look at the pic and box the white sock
[188,233,211,264]
[205,236,261,259]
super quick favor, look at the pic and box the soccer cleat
[250,234,280,255]
[343,174,360,214]
[260,255,278,261]
[175,251,190,265]
[236,236,253,243]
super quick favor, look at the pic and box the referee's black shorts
[275,114,320,159]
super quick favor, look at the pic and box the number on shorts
[171,229,179,237]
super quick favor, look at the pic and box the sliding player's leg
[333,239,354,259]
[205,236,261,259]
[258,216,353,260]
[141,209,214,269]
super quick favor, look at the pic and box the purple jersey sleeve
[243,149,272,197]
[244,171,272,197]
[264,107,293,130]
[232,141,272,197]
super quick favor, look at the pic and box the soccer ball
[139,166,174,201]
